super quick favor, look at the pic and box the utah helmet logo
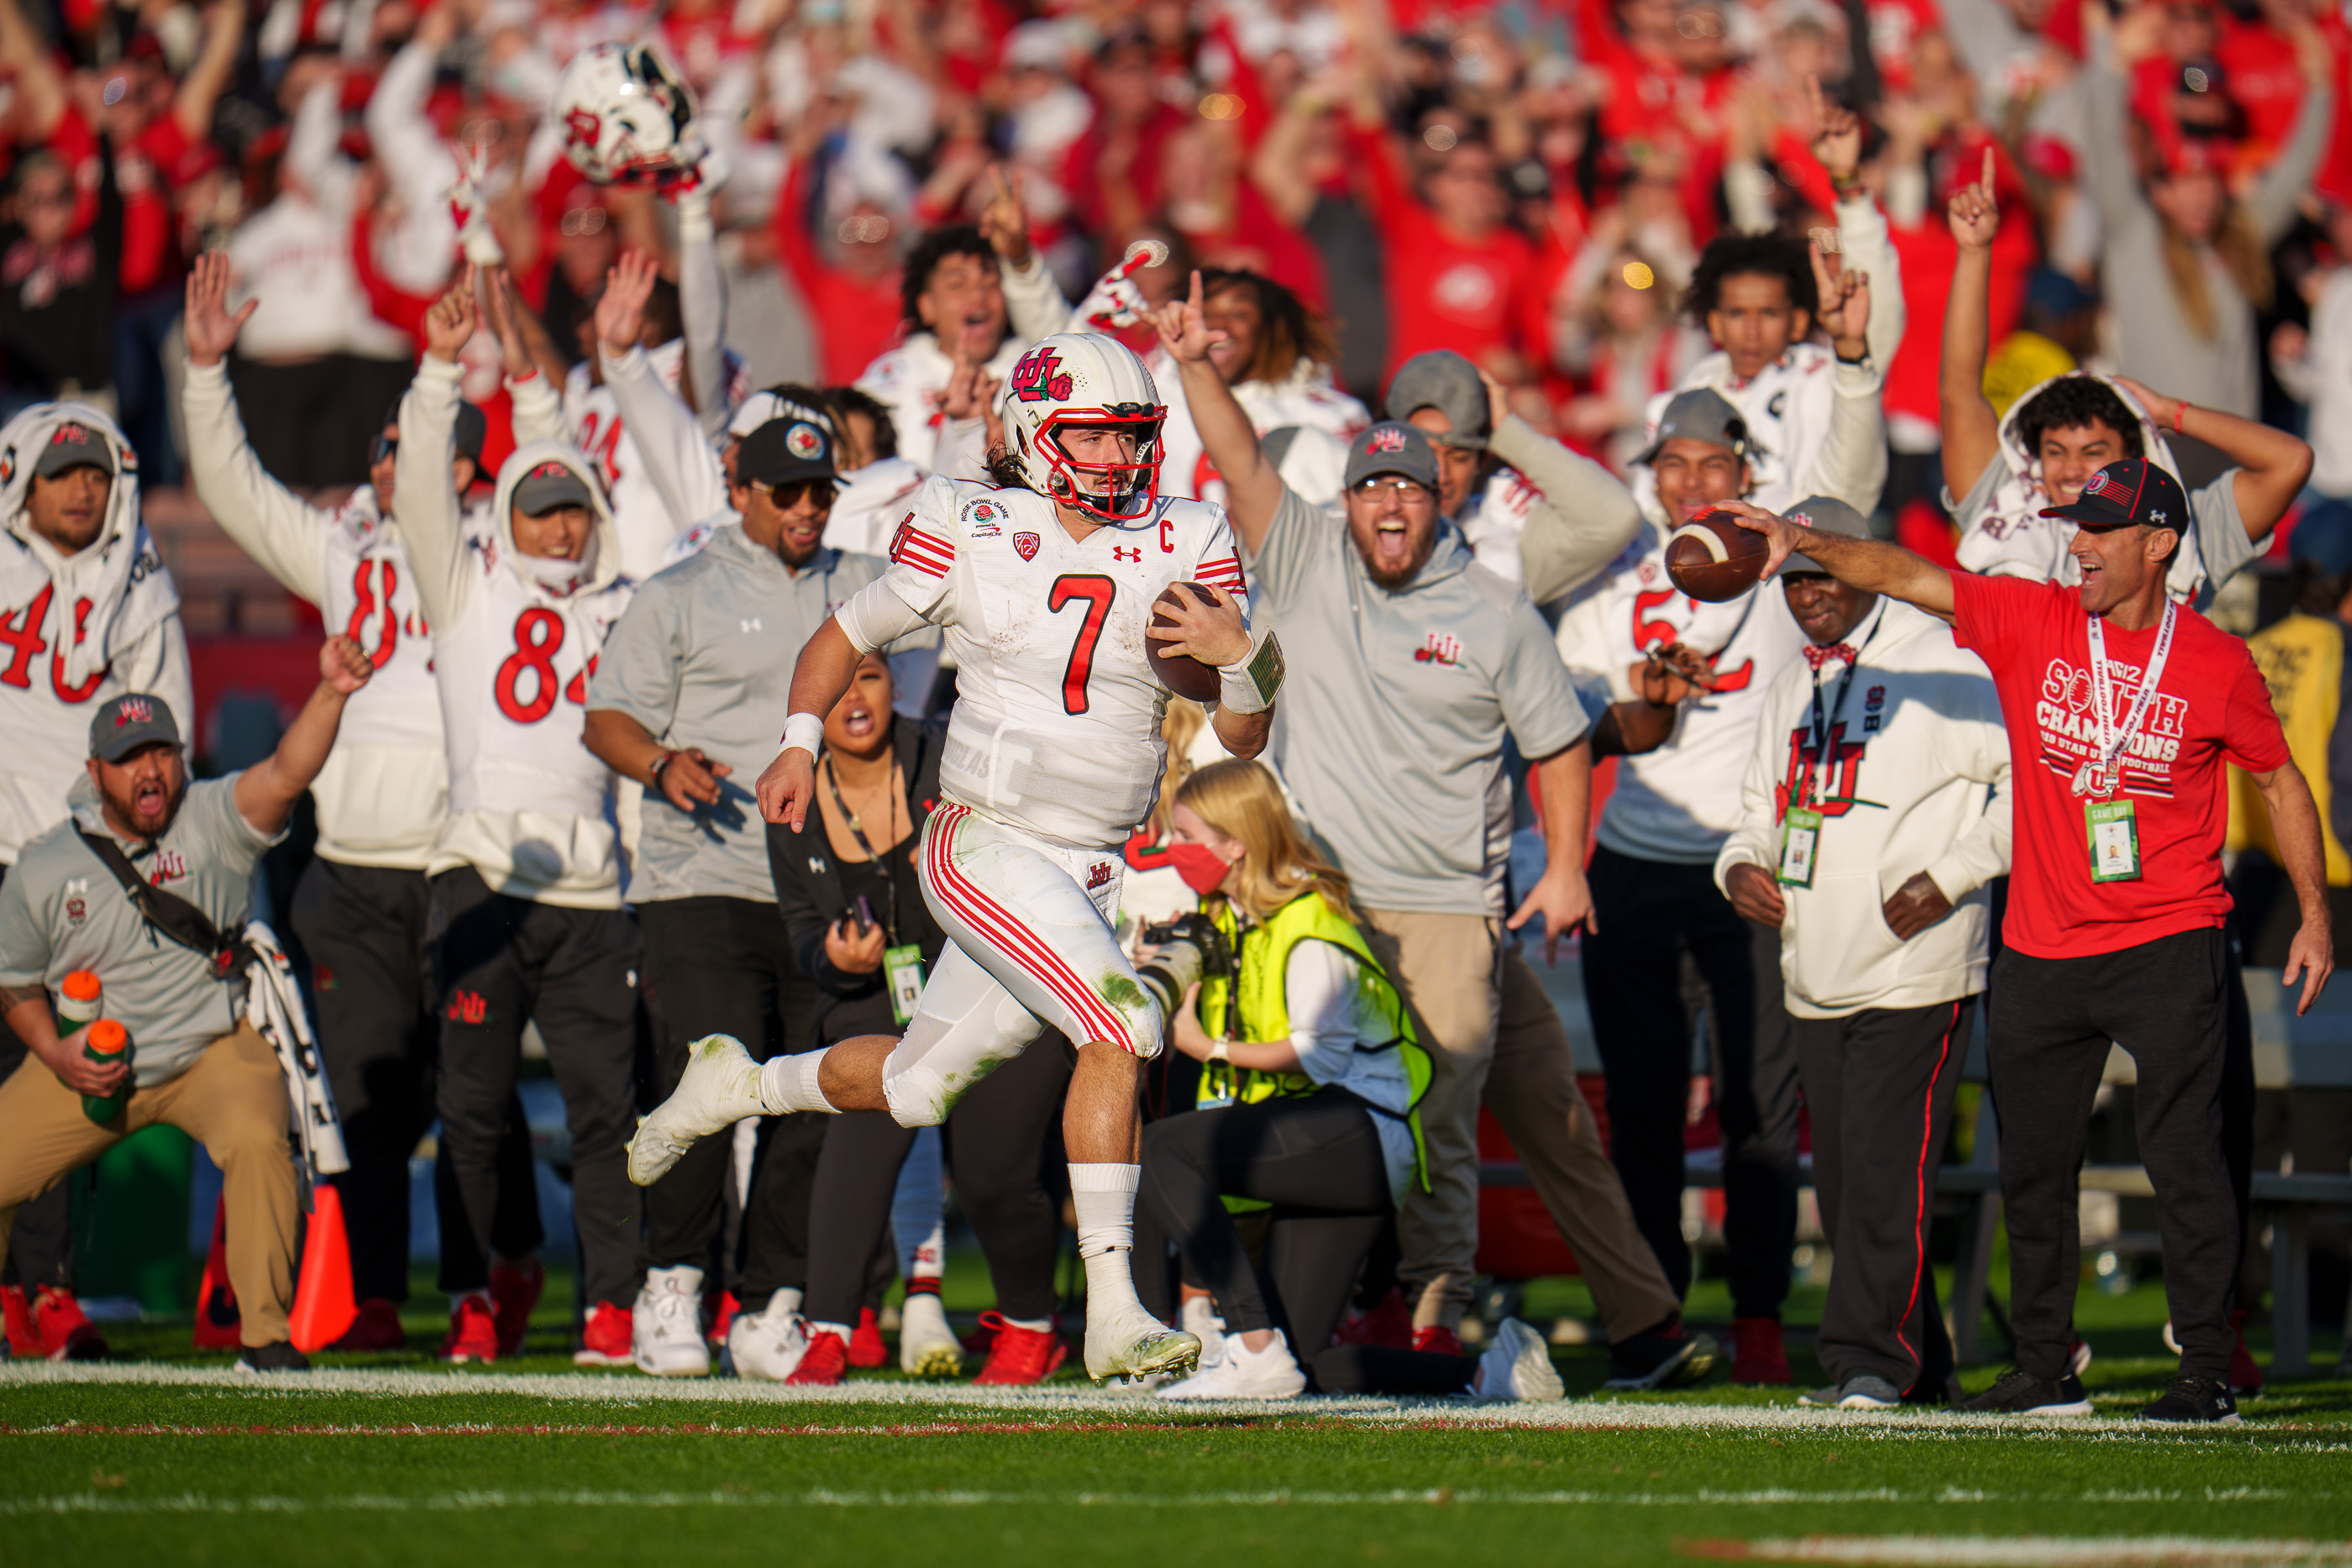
[1009,346,1074,403]
[1014,532,1042,562]
[563,106,604,150]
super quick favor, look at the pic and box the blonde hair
[1175,759,1356,924]
[2160,202,2275,339]
[1148,698,1210,839]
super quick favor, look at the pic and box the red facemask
[1166,840,1235,895]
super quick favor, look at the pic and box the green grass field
[8,1264,2351,1566]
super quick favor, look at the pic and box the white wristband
[1217,629,1284,715]
[1207,1037,1231,1064]
[780,712,826,759]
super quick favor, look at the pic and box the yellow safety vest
[1194,891,1434,1196]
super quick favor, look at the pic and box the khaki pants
[1361,909,1679,1341]
[0,1023,297,1347]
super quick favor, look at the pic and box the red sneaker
[707,1289,742,1346]
[33,1286,106,1361]
[574,1300,633,1366]
[786,1329,848,1385]
[489,1256,544,1358]
[971,1311,1068,1385]
[330,1298,407,1352]
[441,1294,499,1364]
[1334,1288,1415,1350]
[2229,1307,2264,1398]
[848,1306,887,1369]
[3,1285,40,1357]
[1730,1316,1790,1385]
[1412,1324,1465,1358]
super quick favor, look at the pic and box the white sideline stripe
[2,1362,2334,1439]
[1726,1539,2352,1565]
[0,1491,2333,1517]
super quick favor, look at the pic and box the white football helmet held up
[553,42,699,187]
[996,333,1167,522]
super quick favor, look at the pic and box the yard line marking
[2,1363,2334,1439]
[1683,1539,2352,1565]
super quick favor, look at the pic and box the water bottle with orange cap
[54,971,132,1124]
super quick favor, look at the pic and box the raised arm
[480,265,567,439]
[675,175,729,436]
[1725,498,1955,620]
[1810,78,1905,369]
[1801,244,1890,514]
[2117,376,2314,543]
[2251,26,2336,244]
[233,636,374,836]
[596,250,732,533]
[394,268,482,632]
[981,165,1068,349]
[1481,359,1641,601]
[1940,147,2004,503]
[1155,271,1283,554]
[0,0,66,140]
[181,251,332,602]
[175,0,249,141]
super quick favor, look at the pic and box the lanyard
[2081,601,2177,799]
[824,751,903,945]
[1801,608,1883,805]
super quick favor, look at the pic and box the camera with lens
[1134,911,1233,1018]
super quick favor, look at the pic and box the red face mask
[1166,840,1235,895]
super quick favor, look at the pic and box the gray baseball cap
[89,692,181,762]
[1772,494,1872,577]
[34,421,116,480]
[1632,389,1751,467]
[512,459,596,517]
[1344,422,1441,491]
[1383,351,1491,449]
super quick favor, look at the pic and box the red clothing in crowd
[2216,9,2352,204]
[1353,123,1547,378]
[1950,572,2289,960]
[773,159,906,385]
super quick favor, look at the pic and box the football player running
[627,333,1282,1383]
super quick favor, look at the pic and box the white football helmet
[552,42,698,187]
[996,333,1167,522]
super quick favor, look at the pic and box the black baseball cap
[1633,390,1751,467]
[2039,458,2190,533]
[34,421,116,480]
[736,417,839,489]
[89,692,181,762]
[376,396,487,469]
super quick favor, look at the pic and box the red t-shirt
[1951,574,2289,960]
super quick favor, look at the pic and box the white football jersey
[1152,352,1368,510]
[1554,522,1803,864]
[879,476,1247,850]
[564,338,749,581]
[824,455,929,557]
[1451,466,1547,592]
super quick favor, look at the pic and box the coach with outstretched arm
[1728,460,2332,1425]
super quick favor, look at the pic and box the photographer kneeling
[1141,761,1560,1402]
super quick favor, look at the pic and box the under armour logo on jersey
[807,857,827,874]
[740,617,762,633]
[1015,532,1042,562]
[1111,545,1142,563]
[1009,346,1074,402]
[1085,860,1114,890]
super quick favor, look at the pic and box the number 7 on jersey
[1047,574,1116,716]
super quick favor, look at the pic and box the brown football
[1664,509,1772,602]
[1148,582,1226,703]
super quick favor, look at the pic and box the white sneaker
[1180,1294,1227,1367]
[1084,1303,1201,1383]
[728,1293,812,1382]
[631,1266,711,1377]
[629,1034,768,1186]
[1472,1317,1566,1402]
[1157,1329,1307,1401]
[898,1292,963,1377]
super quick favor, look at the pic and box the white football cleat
[629,1033,766,1186]
[728,1292,812,1382]
[1156,1329,1306,1401]
[1179,1293,1228,1368]
[898,1292,963,1377]
[1084,1304,1201,1383]
[632,1266,711,1377]
[1472,1317,1566,1403]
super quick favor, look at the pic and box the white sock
[1000,1315,1052,1334]
[810,1319,853,1344]
[760,1051,837,1114]
[1070,1163,1147,1320]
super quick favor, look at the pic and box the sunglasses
[753,479,834,510]
[370,433,397,464]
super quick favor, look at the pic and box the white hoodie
[397,358,648,908]
[853,252,1075,474]
[0,404,191,864]
[1713,600,2012,1019]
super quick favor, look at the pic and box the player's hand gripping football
[320,633,374,696]
[1717,498,1807,579]
[757,745,818,831]
[1147,581,1252,668]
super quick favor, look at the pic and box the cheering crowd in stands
[0,0,2349,1419]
